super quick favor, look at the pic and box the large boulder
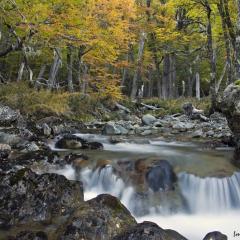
[221,83,240,142]
[146,160,177,192]
[58,194,137,240]
[0,105,20,126]
[112,221,187,240]
[221,83,240,167]
[0,168,83,228]
[202,231,227,240]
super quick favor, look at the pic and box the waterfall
[178,172,240,213]
[81,166,134,205]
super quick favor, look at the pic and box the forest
[0,0,239,105]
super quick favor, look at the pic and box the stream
[48,133,240,240]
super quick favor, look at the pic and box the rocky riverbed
[0,85,239,239]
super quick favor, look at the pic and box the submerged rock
[58,194,136,240]
[0,168,83,228]
[146,160,177,192]
[112,221,187,240]
[203,231,227,240]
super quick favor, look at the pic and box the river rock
[182,102,203,116]
[55,134,103,150]
[203,231,227,240]
[112,221,187,240]
[20,142,40,153]
[59,194,137,240]
[102,122,129,135]
[142,114,157,126]
[172,121,195,131]
[8,231,48,240]
[0,105,20,126]
[0,168,83,228]
[192,129,204,138]
[102,122,122,135]
[0,144,11,159]
[0,132,21,146]
[146,160,177,192]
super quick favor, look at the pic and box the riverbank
[0,96,237,239]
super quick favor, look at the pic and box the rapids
[49,134,240,240]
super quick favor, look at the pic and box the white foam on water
[149,140,196,147]
[74,133,110,143]
[103,142,178,156]
[50,165,76,180]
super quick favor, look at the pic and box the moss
[235,79,240,86]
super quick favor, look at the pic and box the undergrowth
[0,82,211,121]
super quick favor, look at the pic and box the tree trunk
[205,2,217,111]
[236,0,240,79]
[67,46,74,92]
[170,53,177,98]
[187,66,193,97]
[218,0,233,84]
[195,72,200,100]
[162,54,170,99]
[17,62,25,82]
[131,32,146,100]
[182,81,186,97]
[35,64,46,89]
[48,48,61,90]
[81,64,88,94]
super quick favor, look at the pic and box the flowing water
[49,134,240,240]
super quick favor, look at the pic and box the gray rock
[102,122,123,135]
[0,168,83,227]
[206,130,214,137]
[172,122,195,131]
[192,129,204,138]
[220,83,240,167]
[140,130,153,136]
[21,142,40,153]
[146,160,177,192]
[0,143,11,159]
[42,123,52,136]
[59,194,136,240]
[0,105,20,126]
[0,132,21,146]
[142,114,157,126]
[113,221,187,240]
[203,231,227,240]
